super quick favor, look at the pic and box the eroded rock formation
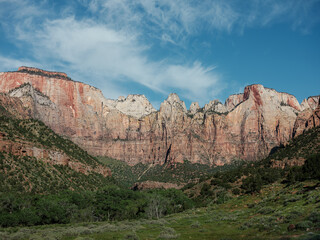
[0,67,319,166]
[0,93,111,177]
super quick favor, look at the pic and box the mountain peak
[161,93,187,113]
[106,94,156,118]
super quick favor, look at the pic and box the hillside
[0,92,319,238]
[0,94,112,194]
[270,126,320,168]
[182,125,320,206]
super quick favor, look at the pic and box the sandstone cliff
[0,93,111,177]
[0,67,319,166]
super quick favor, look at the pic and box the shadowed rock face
[0,67,319,166]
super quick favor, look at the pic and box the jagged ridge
[0,67,319,166]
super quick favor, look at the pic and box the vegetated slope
[1,180,320,239]
[0,95,112,194]
[269,126,320,168]
[97,156,148,187]
[97,156,244,188]
[135,160,244,185]
[183,126,320,205]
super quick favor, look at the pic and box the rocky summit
[0,67,319,166]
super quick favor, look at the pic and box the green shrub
[308,211,320,223]
[191,221,201,228]
[296,221,313,230]
[123,231,140,240]
[241,174,263,193]
[232,188,241,195]
[157,227,179,239]
[200,183,212,196]
[303,154,320,180]
[257,207,275,214]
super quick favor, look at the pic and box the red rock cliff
[0,67,318,166]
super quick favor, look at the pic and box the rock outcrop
[105,94,156,118]
[0,67,319,166]
[293,99,320,137]
[204,100,227,114]
[189,102,200,114]
[225,94,244,111]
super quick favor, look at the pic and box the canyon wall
[0,67,319,166]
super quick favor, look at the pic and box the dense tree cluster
[287,154,320,183]
[0,187,193,227]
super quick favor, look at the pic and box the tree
[241,174,263,193]
[146,194,168,219]
[303,154,320,180]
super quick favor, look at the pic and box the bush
[157,227,179,239]
[257,207,275,215]
[200,183,212,196]
[284,210,303,222]
[308,211,320,223]
[191,221,200,228]
[232,188,241,195]
[123,231,140,240]
[286,166,304,183]
[296,221,313,230]
[241,174,263,193]
[303,154,320,180]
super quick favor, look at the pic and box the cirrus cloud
[1,0,319,107]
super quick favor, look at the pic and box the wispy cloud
[15,16,220,103]
[0,0,319,106]
[0,56,38,71]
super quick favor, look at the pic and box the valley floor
[1,180,319,240]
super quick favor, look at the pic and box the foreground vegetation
[1,180,319,239]
[0,187,193,228]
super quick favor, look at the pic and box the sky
[0,0,319,109]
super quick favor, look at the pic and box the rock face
[225,94,244,111]
[0,93,111,177]
[204,100,227,113]
[293,98,320,137]
[105,94,156,118]
[189,102,200,114]
[0,67,319,166]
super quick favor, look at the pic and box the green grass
[1,180,319,239]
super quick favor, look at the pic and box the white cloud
[1,0,319,106]
[0,56,38,71]
[14,16,220,105]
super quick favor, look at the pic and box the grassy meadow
[1,180,319,240]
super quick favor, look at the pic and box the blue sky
[0,0,319,109]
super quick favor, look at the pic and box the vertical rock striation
[0,67,319,166]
